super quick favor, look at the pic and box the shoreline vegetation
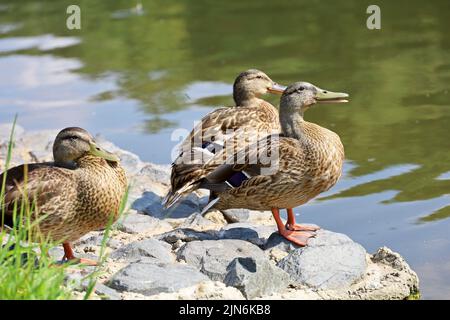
[0,123,419,300]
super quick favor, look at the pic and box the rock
[371,246,410,271]
[22,129,57,162]
[132,191,200,219]
[74,231,122,250]
[108,261,209,295]
[116,211,172,234]
[0,123,25,142]
[145,281,245,300]
[267,248,289,263]
[224,257,289,299]
[66,272,122,300]
[177,239,268,282]
[127,164,171,202]
[277,230,367,290]
[204,210,228,225]
[110,239,174,263]
[221,209,249,223]
[246,210,274,225]
[265,231,305,253]
[156,228,219,244]
[93,283,123,300]
[179,212,217,231]
[138,163,171,185]
[219,223,277,247]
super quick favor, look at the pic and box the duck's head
[53,127,119,167]
[280,81,349,114]
[233,69,286,105]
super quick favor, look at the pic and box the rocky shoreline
[0,124,420,300]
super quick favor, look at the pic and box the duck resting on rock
[167,82,349,246]
[163,69,286,208]
[0,127,128,265]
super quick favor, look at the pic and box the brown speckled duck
[0,127,127,265]
[163,69,286,207]
[170,82,349,246]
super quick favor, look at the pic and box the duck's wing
[163,104,273,208]
[0,163,71,228]
[198,136,304,213]
[175,102,277,164]
[204,134,301,185]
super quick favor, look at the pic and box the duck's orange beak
[267,83,287,94]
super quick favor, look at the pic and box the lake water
[0,0,449,299]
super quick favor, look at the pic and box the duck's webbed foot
[286,208,320,232]
[278,229,316,247]
[61,242,98,266]
[285,223,320,232]
[271,207,317,247]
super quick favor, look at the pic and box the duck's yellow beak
[267,83,287,94]
[315,88,349,104]
[89,142,120,162]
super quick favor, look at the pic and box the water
[0,0,449,298]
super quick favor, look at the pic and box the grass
[0,118,127,300]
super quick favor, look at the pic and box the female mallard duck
[0,127,127,264]
[163,69,286,208]
[172,82,349,246]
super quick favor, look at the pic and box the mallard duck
[172,82,349,246]
[163,69,286,207]
[0,127,127,264]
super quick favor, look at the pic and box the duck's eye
[256,75,263,79]
[64,135,79,141]
[298,86,305,91]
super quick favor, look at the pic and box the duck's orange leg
[286,208,320,232]
[271,208,316,246]
[62,242,98,266]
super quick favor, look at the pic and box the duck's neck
[234,90,262,107]
[280,109,305,140]
[75,155,108,169]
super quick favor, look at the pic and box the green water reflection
[0,0,449,298]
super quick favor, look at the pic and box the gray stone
[179,212,216,230]
[264,224,324,253]
[265,232,298,253]
[156,228,219,244]
[224,257,290,299]
[93,283,122,300]
[277,230,367,290]
[177,239,268,282]
[108,261,209,295]
[219,223,277,247]
[110,238,174,263]
[371,246,409,271]
[117,212,170,234]
[138,163,171,185]
[221,209,249,223]
[74,231,122,250]
[65,272,122,300]
[22,130,57,162]
[0,123,25,143]
[132,191,200,219]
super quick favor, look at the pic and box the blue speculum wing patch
[201,140,249,188]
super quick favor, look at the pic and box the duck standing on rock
[168,82,349,246]
[0,127,128,265]
[163,69,286,208]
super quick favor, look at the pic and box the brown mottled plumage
[176,82,349,246]
[0,127,127,264]
[163,69,286,207]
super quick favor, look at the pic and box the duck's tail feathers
[162,182,201,209]
[200,197,221,215]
